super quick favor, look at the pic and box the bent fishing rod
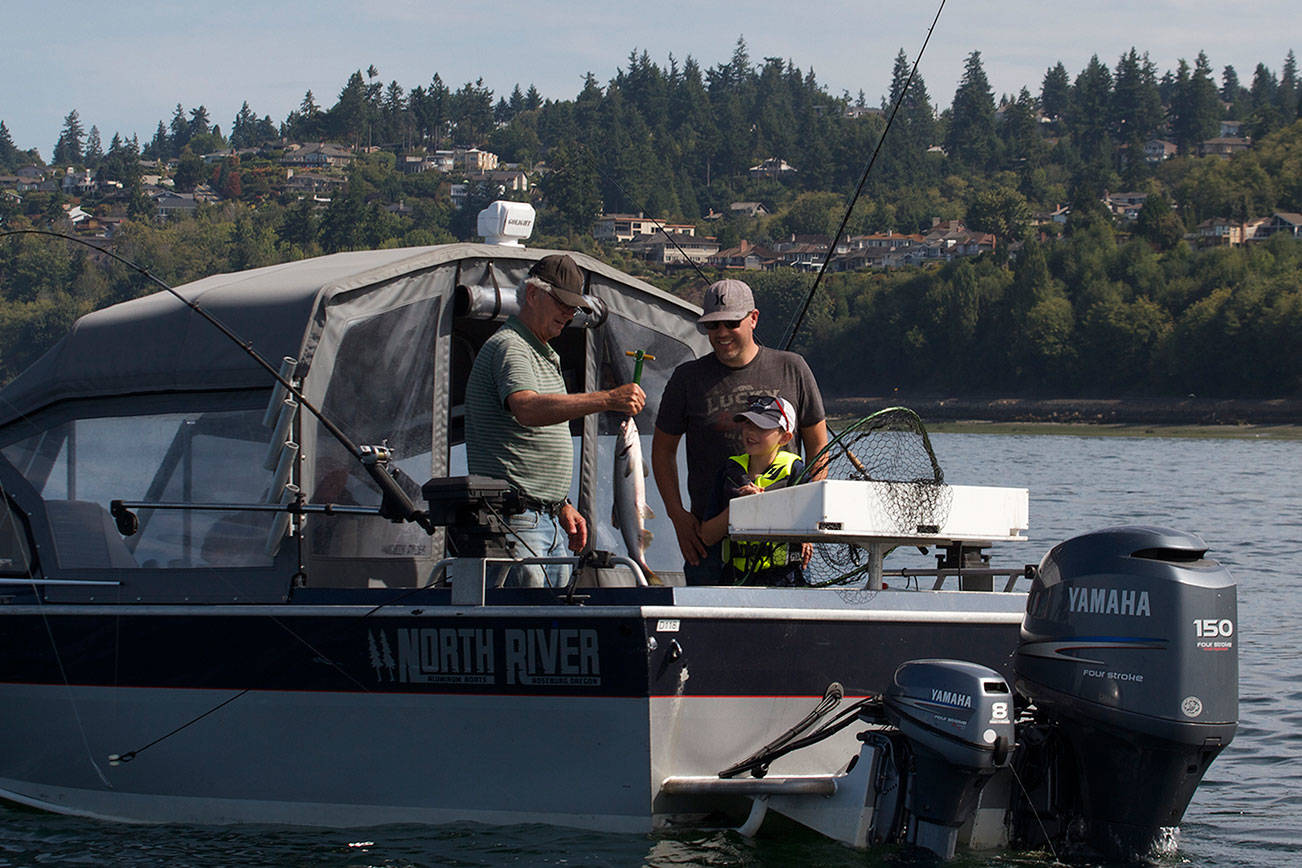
[0,228,433,532]
[779,0,948,351]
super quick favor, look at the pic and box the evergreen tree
[83,126,103,165]
[1111,49,1163,143]
[524,84,543,111]
[1220,65,1247,108]
[0,120,17,171]
[1248,63,1281,138]
[1171,53,1220,152]
[1279,50,1299,120]
[189,105,211,137]
[169,103,191,152]
[1001,87,1045,170]
[146,120,170,160]
[230,101,258,148]
[1041,62,1071,120]
[382,80,408,145]
[1068,55,1113,162]
[946,51,999,168]
[448,78,494,145]
[330,72,369,147]
[52,109,85,165]
[539,140,601,235]
[884,49,937,181]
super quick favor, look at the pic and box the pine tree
[1041,62,1071,120]
[1221,65,1247,107]
[1247,63,1281,137]
[0,120,19,171]
[1279,50,1298,120]
[1170,52,1221,152]
[230,101,258,148]
[169,103,191,152]
[52,109,85,165]
[524,84,543,111]
[1069,55,1113,162]
[1111,49,1163,143]
[884,49,936,180]
[83,125,103,165]
[946,51,999,168]
[189,105,211,137]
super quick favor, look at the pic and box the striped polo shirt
[464,316,573,503]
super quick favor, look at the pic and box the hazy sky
[5,0,1298,157]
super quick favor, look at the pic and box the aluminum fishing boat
[0,204,1237,860]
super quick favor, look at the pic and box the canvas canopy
[0,243,710,596]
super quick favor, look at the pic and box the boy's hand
[737,483,762,496]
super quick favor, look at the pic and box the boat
[0,203,1237,860]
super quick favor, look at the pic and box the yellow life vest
[722,450,800,573]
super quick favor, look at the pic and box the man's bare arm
[508,383,645,427]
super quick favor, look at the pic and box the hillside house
[280,143,354,169]
[748,157,797,179]
[627,232,719,265]
[454,149,499,172]
[1200,137,1251,158]
[592,213,696,243]
[1255,212,1302,239]
[707,240,773,270]
[1144,139,1178,162]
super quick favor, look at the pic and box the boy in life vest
[699,395,813,585]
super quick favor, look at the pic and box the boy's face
[741,419,791,456]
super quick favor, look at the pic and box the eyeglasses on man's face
[544,289,577,317]
[705,318,745,331]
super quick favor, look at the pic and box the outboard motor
[884,659,1015,859]
[1014,526,1238,859]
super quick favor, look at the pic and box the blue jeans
[683,542,724,586]
[499,508,572,588]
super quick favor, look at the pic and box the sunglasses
[745,394,791,431]
[704,318,745,331]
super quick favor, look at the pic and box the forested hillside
[1,40,1300,396]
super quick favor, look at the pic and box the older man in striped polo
[465,254,645,587]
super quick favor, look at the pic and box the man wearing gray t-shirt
[652,279,828,585]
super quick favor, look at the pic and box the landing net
[796,407,951,586]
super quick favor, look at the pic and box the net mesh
[796,407,951,586]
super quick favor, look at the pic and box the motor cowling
[884,659,1015,858]
[1013,526,1238,859]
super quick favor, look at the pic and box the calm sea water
[2,433,1297,866]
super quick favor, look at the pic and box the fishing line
[779,0,948,351]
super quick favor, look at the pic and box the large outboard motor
[884,659,1015,859]
[1014,526,1238,859]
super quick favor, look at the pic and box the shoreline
[825,396,1302,439]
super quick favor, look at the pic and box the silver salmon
[612,415,660,584]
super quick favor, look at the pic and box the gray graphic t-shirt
[656,346,825,516]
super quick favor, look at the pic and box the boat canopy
[0,243,709,600]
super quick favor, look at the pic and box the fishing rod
[779,0,948,351]
[0,228,432,532]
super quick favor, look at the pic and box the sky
[4,0,1298,158]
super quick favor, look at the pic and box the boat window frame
[0,388,305,602]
